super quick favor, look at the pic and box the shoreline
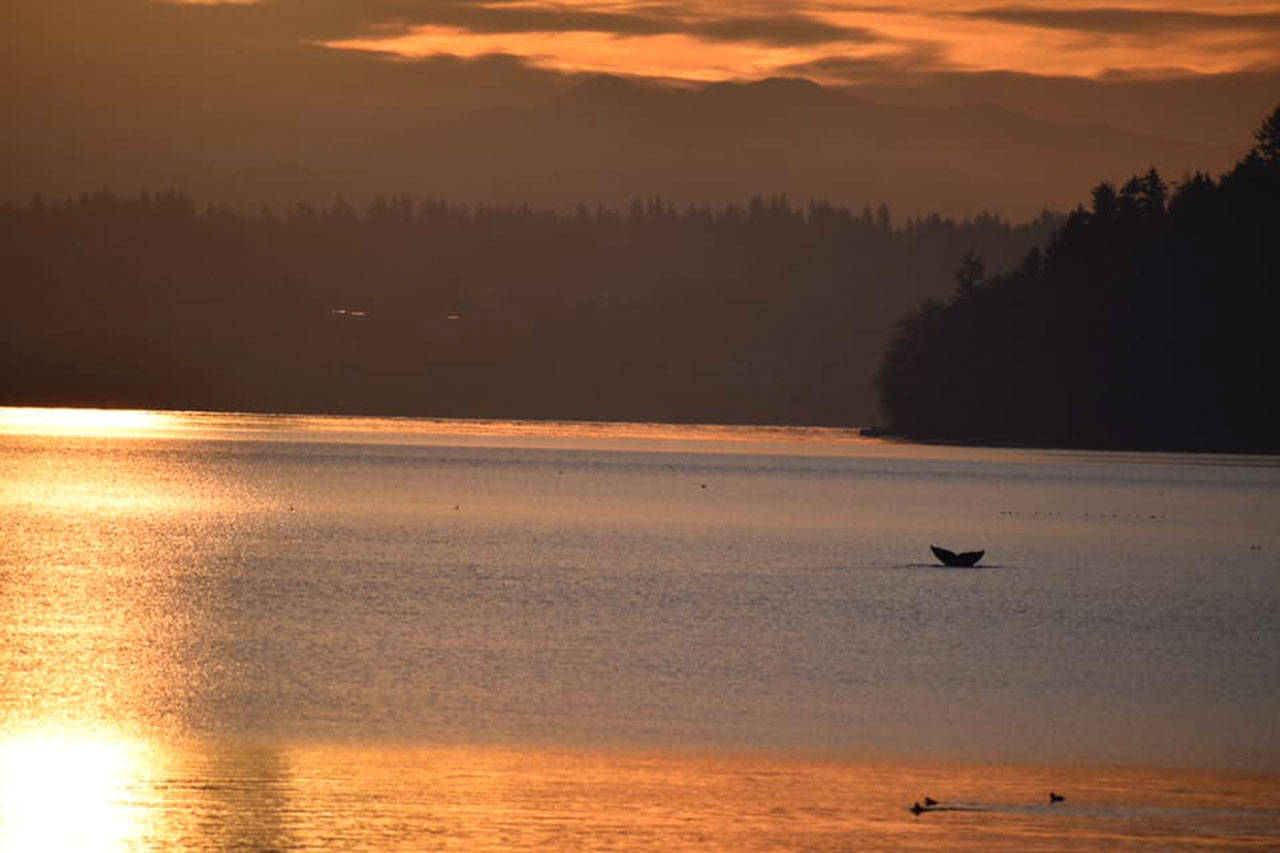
[859,426,1280,457]
[2,403,1277,458]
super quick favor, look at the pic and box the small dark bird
[1049,792,1064,804]
[923,796,938,806]
[910,802,925,815]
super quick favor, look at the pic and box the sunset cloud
[313,1,1280,83]
[779,42,953,84]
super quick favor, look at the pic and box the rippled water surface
[2,408,1277,849]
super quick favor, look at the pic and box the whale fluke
[931,545,984,567]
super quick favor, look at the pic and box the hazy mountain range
[367,74,1238,219]
[4,67,1260,221]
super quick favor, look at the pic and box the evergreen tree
[1253,105,1280,163]
[875,107,1280,451]
[954,250,984,297]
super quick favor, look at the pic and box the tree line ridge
[875,107,1280,451]
[1,194,1053,426]
[4,106,1274,450]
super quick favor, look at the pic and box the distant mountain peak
[553,73,670,111]
[697,75,851,114]
[703,76,827,95]
[751,76,826,92]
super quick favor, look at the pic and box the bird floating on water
[1049,792,1065,804]
[923,796,938,806]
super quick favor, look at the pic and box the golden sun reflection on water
[0,404,889,455]
[0,736,1275,850]
[2,410,1278,848]
[0,408,171,438]
[202,744,1280,850]
[0,730,154,852]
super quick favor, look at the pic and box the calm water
[1,408,1277,849]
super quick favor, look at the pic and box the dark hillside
[876,108,1280,451]
[0,194,1056,424]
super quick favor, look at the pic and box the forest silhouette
[877,107,1280,452]
[0,194,1053,425]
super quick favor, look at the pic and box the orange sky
[320,0,1280,84]
[4,0,1276,216]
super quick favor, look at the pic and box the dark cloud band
[372,6,877,47]
[194,0,877,47]
[960,6,1280,36]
